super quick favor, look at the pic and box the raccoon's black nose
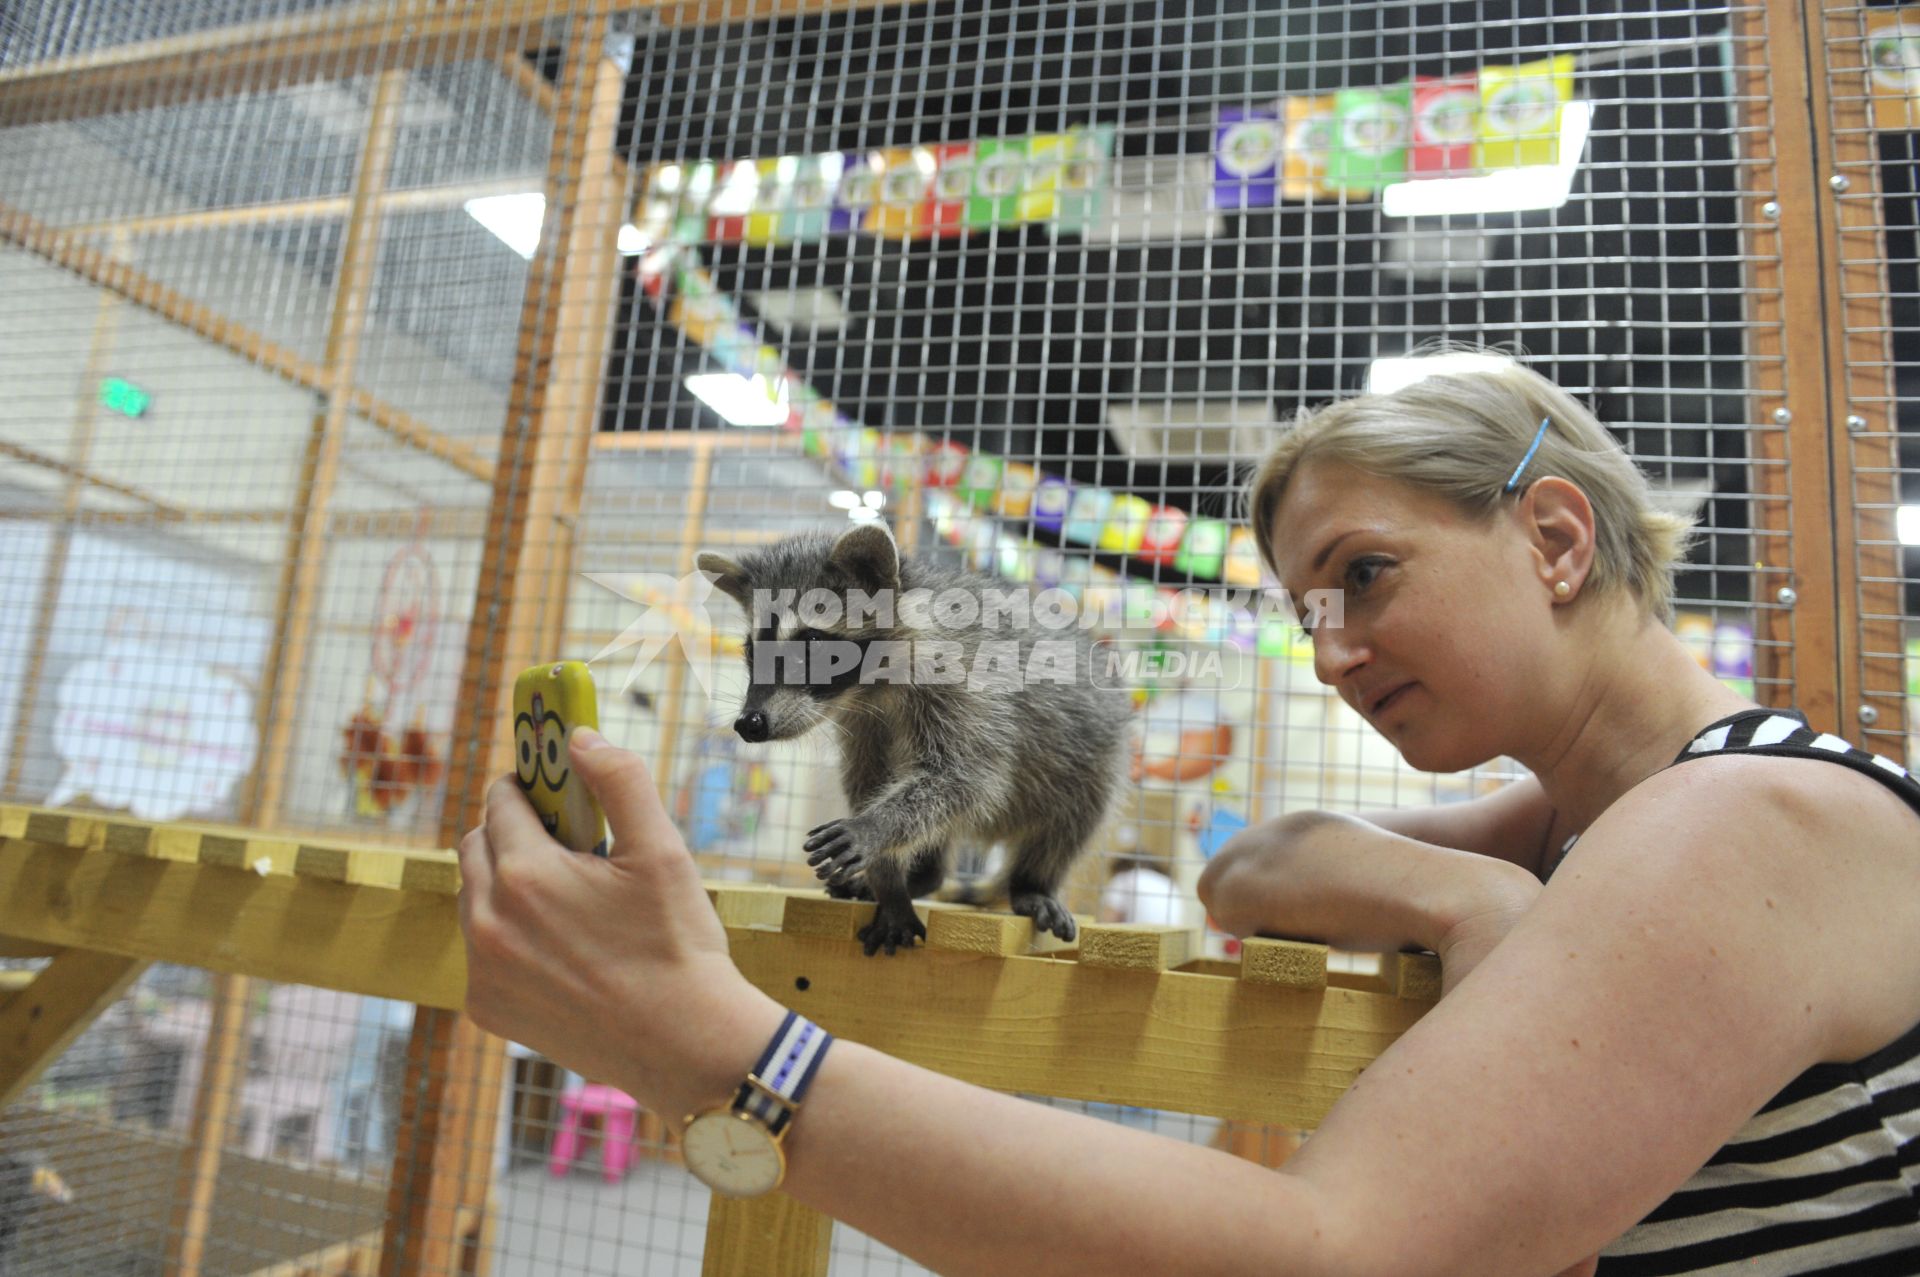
[734,710,770,743]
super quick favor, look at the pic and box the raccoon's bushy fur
[697,524,1133,956]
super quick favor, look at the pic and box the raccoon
[696,523,1133,956]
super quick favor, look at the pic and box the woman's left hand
[455,727,785,1121]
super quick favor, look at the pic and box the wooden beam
[0,203,495,484]
[592,429,804,453]
[1812,0,1911,757]
[1735,0,1843,731]
[383,14,623,1274]
[702,1195,834,1277]
[62,176,544,237]
[245,68,406,827]
[0,812,1438,1129]
[0,0,930,127]
[0,440,186,519]
[0,824,465,1006]
[0,946,146,1108]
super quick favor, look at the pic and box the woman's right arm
[1196,810,1543,993]
[1353,774,1555,876]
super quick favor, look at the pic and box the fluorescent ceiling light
[749,288,850,334]
[1382,99,1593,218]
[685,373,789,427]
[465,192,646,258]
[466,192,545,259]
[1366,351,1516,395]
[1899,504,1920,547]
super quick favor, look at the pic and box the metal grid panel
[2,1,1887,1275]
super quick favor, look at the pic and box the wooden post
[163,972,252,1277]
[3,230,129,800]
[170,69,409,1277]
[1731,0,1847,732]
[1810,0,1911,758]
[654,438,717,788]
[380,13,621,1275]
[243,67,407,826]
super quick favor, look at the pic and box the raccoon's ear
[695,553,752,610]
[829,522,901,593]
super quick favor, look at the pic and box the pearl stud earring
[1553,581,1572,599]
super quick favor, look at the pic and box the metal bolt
[1846,414,1867,433]
[1830,174,1850,193]
[1772,407,1792,425]
[1761,201,1780,220]
[1859,705,1879,726]
[1775,586,1798,607]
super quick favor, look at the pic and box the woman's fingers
[454,824,493,938]
[483,774,547,858]
[566,729,687,866]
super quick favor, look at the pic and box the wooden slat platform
[0,802,1438,1128]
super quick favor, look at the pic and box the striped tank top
[1592,709,1920,1275]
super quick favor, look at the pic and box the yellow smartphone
[512,661,610,856]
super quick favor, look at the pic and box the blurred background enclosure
[0,0,1914,1272]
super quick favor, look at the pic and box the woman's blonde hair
[1246,359,1695,621]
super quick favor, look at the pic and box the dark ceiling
[545,0,1913,606]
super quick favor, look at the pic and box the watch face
[682,1111,785,1198]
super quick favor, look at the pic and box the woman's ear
[1520,477,1595,600]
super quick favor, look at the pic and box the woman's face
[1269,458,1554,772]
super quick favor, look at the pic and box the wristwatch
[681,1010,833,1198]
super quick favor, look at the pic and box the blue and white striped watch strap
[734,1010,832,1136]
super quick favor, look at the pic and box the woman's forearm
[702,989,1346,1277]
[1199,812,1533,955]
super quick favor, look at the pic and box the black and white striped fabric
[1596,709,1920,1275]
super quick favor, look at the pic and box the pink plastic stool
[549,1083,643,1182]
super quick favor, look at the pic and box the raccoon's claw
[1010,891,1078,943]
[804,819,868,888]
[857,900,927,957]
[822,876,876,902]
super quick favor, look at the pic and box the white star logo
[579,569,724,702]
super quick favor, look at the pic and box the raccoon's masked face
[697,525,899,745]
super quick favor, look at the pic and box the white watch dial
[683,1111,785,1197]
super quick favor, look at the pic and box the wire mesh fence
[0,0,1914,1273]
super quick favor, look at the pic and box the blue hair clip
[1504,416,1552,493]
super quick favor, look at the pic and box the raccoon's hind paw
[1010,891,1078,943]
[803,818,871,892]
[857,899,927,957]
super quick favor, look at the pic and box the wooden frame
[0,0,929,128]
[1812,0,1913,760]
[0,799,1435,1275]
[380,13,627,1274]
[0,204,493,485]
[0,801,1436,1128]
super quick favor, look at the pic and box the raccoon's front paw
[821,875,876,902]
[1010,891,1078,943]
[857,897,927,957]
[804,818,873,893]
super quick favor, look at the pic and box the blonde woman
[456,363,1920,1275]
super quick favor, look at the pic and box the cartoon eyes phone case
[512,661,609,856]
